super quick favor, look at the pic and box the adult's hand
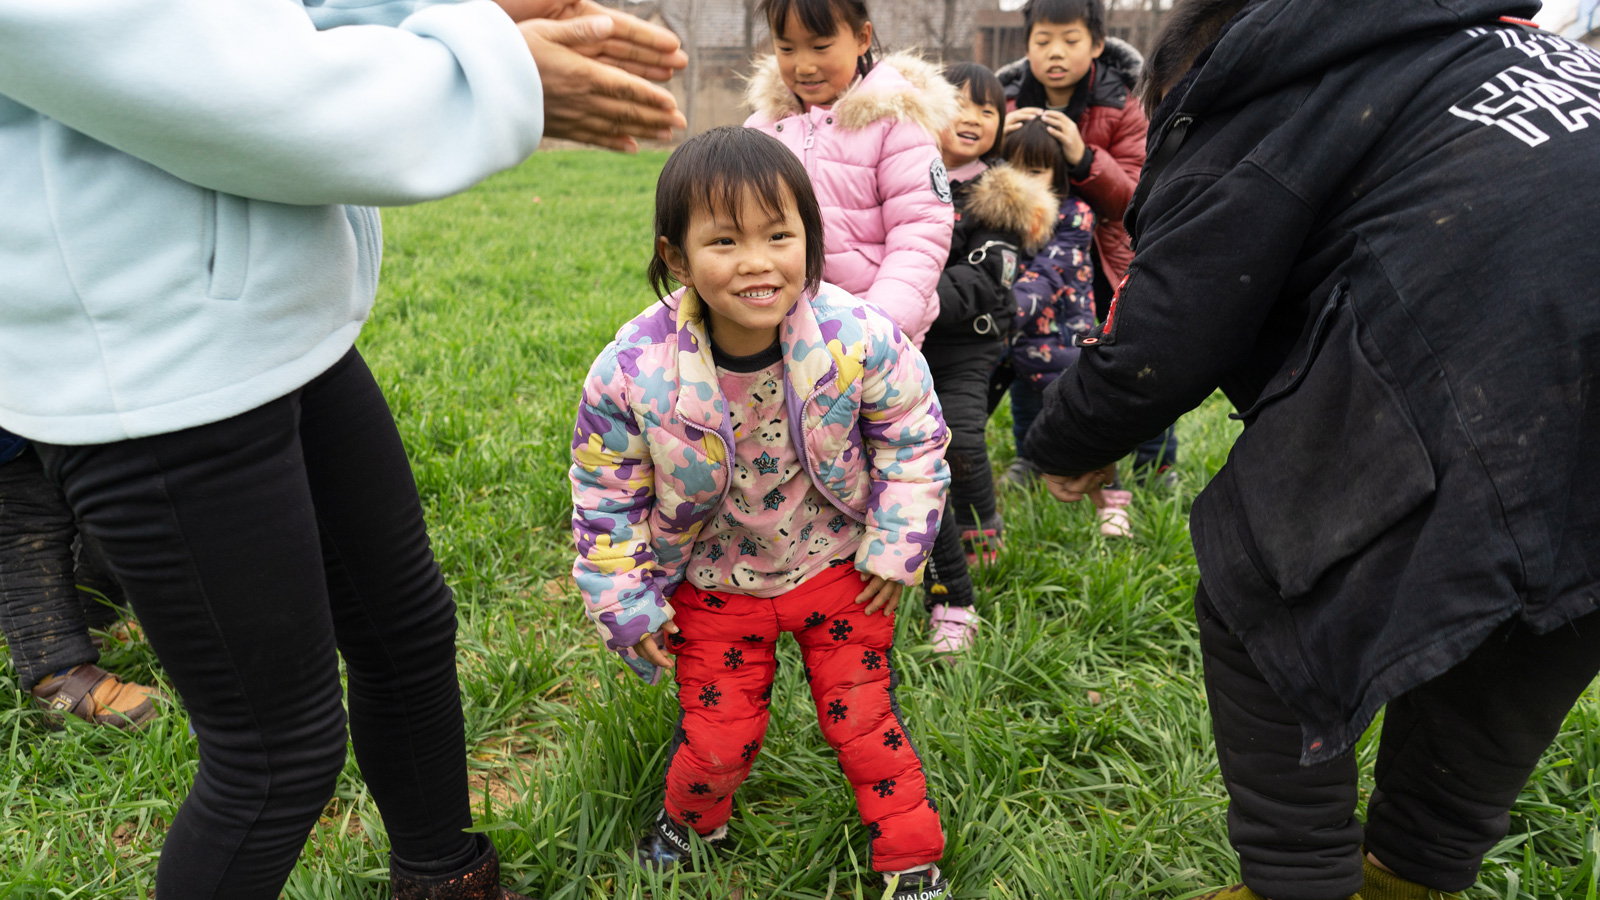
[521,15,687,152]
[1043,465,1116,503]
[500,0,688,82]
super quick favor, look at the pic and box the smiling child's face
[774,12,872,109]
[940,93,1001,169]
[659,186,808,357]
[1027,18,1104,107]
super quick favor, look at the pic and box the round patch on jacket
[930,159,953,204]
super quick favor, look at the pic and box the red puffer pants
[663,560,945,872]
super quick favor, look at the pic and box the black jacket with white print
[1027,0,1600,763]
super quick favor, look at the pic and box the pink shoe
[1098,489,1133,538]
[929,604,977,654]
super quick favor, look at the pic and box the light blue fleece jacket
[0,0,544,444]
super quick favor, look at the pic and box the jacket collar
[744,52,959,135]
[778,286,846,409]
[670,289,730,437]
[667,286,847,432]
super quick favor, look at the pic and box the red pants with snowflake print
[662,560,945,872]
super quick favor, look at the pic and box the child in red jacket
[996,0,1178,484]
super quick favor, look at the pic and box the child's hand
[1043,464,1116,503]
[634,619,680,671]
[1003,107,1044,137]
[1037,109,1088,166]
[854,576,904,616]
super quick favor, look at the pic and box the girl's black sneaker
[886,864,950,900]
[634,808,726,871]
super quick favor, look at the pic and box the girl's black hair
[760,0,880,79]
[944,62,1008,163]
[1001,117,1070,198]
[1139,0,1252,116]
[1022,0,1106,43]
[648,127,826,301]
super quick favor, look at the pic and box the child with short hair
[997,0,1175,483]
[570,126,952,899]
[917,63,1058,650]
[744,0,958,347]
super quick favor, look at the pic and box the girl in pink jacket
[744,0,959,346]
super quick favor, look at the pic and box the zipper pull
[803,121,815,150]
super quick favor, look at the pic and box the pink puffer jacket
[744,53,958,346]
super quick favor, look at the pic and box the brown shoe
[391,834,534,900]
[31,663,160,730]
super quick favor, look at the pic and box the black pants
[923,338,1007,608]
[925,337,1006,530]
[37,349,476,899]
[0,447,122,691]
[1199,584,1600,900]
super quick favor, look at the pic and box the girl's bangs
[764,0,847,38]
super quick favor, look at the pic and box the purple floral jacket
[570,284,949,681]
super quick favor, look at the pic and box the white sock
[883,863,937,883]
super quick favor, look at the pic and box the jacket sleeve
[570,344,675,684]
[1025,164,1318,476]
[0,0,542,206]
[864,122,956,345]
[934,263,1004,331]
[1071,101,1149,224]
[853,320,951,585]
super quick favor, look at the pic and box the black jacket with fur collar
[1027,0,1600,762]
[929,164,1057,342]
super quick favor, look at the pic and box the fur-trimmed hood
[744,51,960,136]
[959,164,1058,255]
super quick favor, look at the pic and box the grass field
[2,149,1598,900]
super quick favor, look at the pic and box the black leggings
[922,338,1007,609]
[37,349,476,899]
[1198,584,1600,900]
[0,447,122,691]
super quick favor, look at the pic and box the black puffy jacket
[1027,0,1600,762]
[926,163,1058,344]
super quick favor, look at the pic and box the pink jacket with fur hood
[744,53,959,346]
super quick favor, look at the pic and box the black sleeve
[935,262,1004,330]
[1024,163,1318,476]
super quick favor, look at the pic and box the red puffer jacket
[998,39,1149,289]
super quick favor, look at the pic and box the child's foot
[1001,457,1042,489]
[634,808,724,872]
[31,663,161,730]
[1097,488,1133,538]
[885,864,950,900]
[928,604,977,655]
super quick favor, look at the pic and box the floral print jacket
[1011,198,1098,387]
[570,284,949,682]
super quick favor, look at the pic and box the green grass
[3,149,1597,899]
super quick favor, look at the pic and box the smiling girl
[916,63,1061,650]
[743,0,959,348]
[570,127,952,899]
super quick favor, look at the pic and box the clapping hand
[505,1,689,152]
[1006,107,1088,166]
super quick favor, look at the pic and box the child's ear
[1091,38,1105,59]
[657,236,693,288]
[853,20,873,58]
